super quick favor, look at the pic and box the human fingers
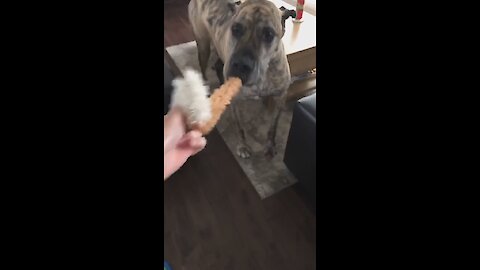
[190,137,206,155]
[177,131,207,155]
[163,136,206,180]
[177,130,202,145]
[164,108,186,154]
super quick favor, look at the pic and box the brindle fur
[189,0,293,159]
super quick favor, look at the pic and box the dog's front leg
[232,104,252,159]
[264,96,286,159]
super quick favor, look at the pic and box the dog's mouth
[226,71,250,86]
[225,54,258,86]
[226,72,257,88]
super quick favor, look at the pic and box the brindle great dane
[189,0,295,159]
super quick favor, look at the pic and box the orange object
[195,77,242,135]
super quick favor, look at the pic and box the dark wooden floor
[164,0,195,48]
[164,1,316,269]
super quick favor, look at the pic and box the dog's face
[224,0,289,91]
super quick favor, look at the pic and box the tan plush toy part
[171,69,242,135]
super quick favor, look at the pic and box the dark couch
[284,93,316,205]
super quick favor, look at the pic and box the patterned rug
[166,41,297,199]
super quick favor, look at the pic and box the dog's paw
[264,142,277,160]
[236,145,252,159]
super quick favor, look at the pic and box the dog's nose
[231,58,254,75]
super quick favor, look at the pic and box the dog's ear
[279,6,296,36]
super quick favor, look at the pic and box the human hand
[164,108,207,180]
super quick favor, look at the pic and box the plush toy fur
[170,69,211,127]
[170,69,242,135]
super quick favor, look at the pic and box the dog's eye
[263,28,275,43]
[232,23,244,38]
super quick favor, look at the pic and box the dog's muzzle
[226,50,256,84]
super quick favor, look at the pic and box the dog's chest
[218,99,275,144]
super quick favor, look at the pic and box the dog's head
[224,0,294,88]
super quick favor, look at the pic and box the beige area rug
[166,41,297,199]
